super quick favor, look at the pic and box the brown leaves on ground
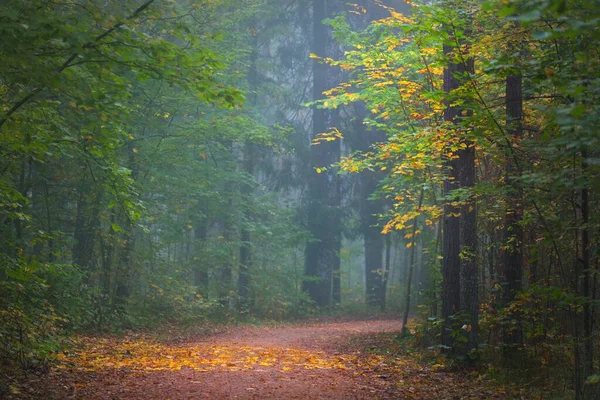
[58,338,354,373]
[8,319,524,399]
[346,334,518,399]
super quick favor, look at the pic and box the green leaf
[111,223,123,233]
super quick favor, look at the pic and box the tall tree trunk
[502,55,524,362]
[350,0,407,315]
[73,171,102,275]
[351,101,387,310]
[220,143,235,309]
[363,213,385,308]
[304,0,341,308]
[441,30,478,357]
[115,140,140,306]
[42,179,55,263]
[441,43,464,352]
[402,187,424,334]
[193,151,212,294]
[238,17,259,313]
[382,233,392,311]
[459,129,478,357]
[100,215,113,299]
[194,202,209,293]
[238,142,254,311]
[13,160,28,245]
[581,148,593,399]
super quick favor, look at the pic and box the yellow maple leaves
[58,337,356,374]
[311,128,344,145]
[381,204,442,235]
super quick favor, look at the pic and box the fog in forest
[1,0,599,398]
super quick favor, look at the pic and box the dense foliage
[1,0,599,398]
[0,0,311,371]
[318,0,600,397]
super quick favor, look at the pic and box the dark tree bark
[219,223,234,307]
[238,16,259,313]
[304,0,342,307]
[441,43,464,351]
[115,140,141,305]
[441,35,478,357]
[402,187,424,334]
[73,172,89,269]
[193,201,209,293]
[42,179,55,262]
[383,232,392,310]
[352,102,387,310]
[73,172,102,274]
[238,141,254,311]
[459,131,478,356]
[581,148,593,399]
[348,0,410,315]
[363,207,385,308]
[220,146,235,308]
[502,60,524,361]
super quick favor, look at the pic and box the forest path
[29,319,509,399]
[38,319,400,399]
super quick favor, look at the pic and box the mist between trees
[1,0,599,398]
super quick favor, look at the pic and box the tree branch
[0,0,156,131]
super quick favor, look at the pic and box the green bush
[0,254,82,370]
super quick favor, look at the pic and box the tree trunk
[581,148,593,399]
[115,140,141,306]
[441,42,464,351]
[350,100,387,310]
[441,34,478,358]
[382,233,392,311]
[238,142,253,312]
[238,16,259,313]
[402,187,424,334]
[194,201,209,293]
[220,144,235,309]
[459,135,478,356]
[304,0,342,308]
[364,216,385,308]
[502,58,524,362]
[73,173,102,275]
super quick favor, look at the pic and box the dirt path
[18,319,519,399]
[36,319,402,400]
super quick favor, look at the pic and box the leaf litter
[12,319,525,399]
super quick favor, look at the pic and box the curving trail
[25,318,514,399]
[42,319,402,400]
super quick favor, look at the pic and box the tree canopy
[1,0,599,398]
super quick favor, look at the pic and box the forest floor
[10,318,523,399]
